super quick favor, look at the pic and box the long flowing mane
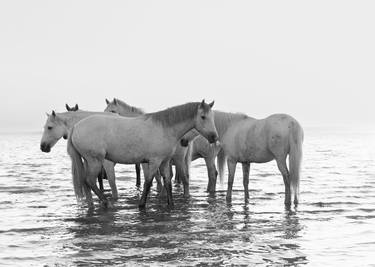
[145,102,200,127]
[116,99,145,114]
[214,110,249,136]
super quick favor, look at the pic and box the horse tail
[217,149,226,184]
[67,126,85,200]
[289,121,304,202]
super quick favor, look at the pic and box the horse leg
[275,157,291,206]
[205,157,217,193]
[226,159,237,202]
[154,170,164,193]
[82,161,94,206]
[174,164,181,184]
[135,163,141,187]
[98,171,104,192]
[85,158,111,207]
[174,159,189,197]
[139,161,160,209]
[103,160,118,200]
[242,163,250,201]
[160,159,174,207]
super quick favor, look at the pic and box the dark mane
[145,102,201,127]
[116,99,145,114]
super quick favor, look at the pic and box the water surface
[0,127,374,266]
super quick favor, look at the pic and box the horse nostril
[207,133,215,143]
[180,139,189,147]
[40,143,50,152]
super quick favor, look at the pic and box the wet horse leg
[85,158,111,207]
[242,162,250,201]
[275,157,291,206]
[205,157,217,193]
[139,161,160,209]
[103,160,118,200]
[226,159,237,202]
[135,163,141,187]
[98,171,104,192]
[174,159,189,197]
[160,159,174,207]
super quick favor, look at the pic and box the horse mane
[214,110,249,136]
[145,102,200,127]
[116,99,145,114]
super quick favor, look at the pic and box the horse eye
[201,116,206,120]
[111,111,116,113]
[47,126,52,130]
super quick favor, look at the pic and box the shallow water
[0,127,374,266]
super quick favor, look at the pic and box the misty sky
[0,1,374,132]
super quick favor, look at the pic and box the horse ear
[74,104,79,110]
[65,104,70,111]
[209,101,215,108]
[46,112,50,117]
[105,98,110,105]
[113,98,118,105]
[52,110,56,117]
[199,99,206,107]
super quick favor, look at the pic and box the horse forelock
[145,102,200,127]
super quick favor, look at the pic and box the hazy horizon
[1,1,374,132]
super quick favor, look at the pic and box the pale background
[0,1,374,132]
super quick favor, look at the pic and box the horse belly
[227,129,274,163]
[105,137,150,164]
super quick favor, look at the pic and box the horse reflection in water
[64,192,305,266]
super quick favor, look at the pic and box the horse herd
[40,98,303,209]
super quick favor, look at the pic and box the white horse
[105,98,197,197]
[68,100,218,208]
[180,111,304,206]
[104,98,145,187]
[40,109,122,198]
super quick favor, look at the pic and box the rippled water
[0,127,374,266]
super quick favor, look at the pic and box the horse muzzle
[40,143,51,153]
[207,133,219,144]
[180,139,189,147]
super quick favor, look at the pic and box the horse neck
[58,111,98,130]
[214,111,250,138]
[166,119,196,142]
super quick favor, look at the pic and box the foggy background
[0,1,374,132]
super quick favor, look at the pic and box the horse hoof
[284,201,292,206]
[102,200,113,209]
